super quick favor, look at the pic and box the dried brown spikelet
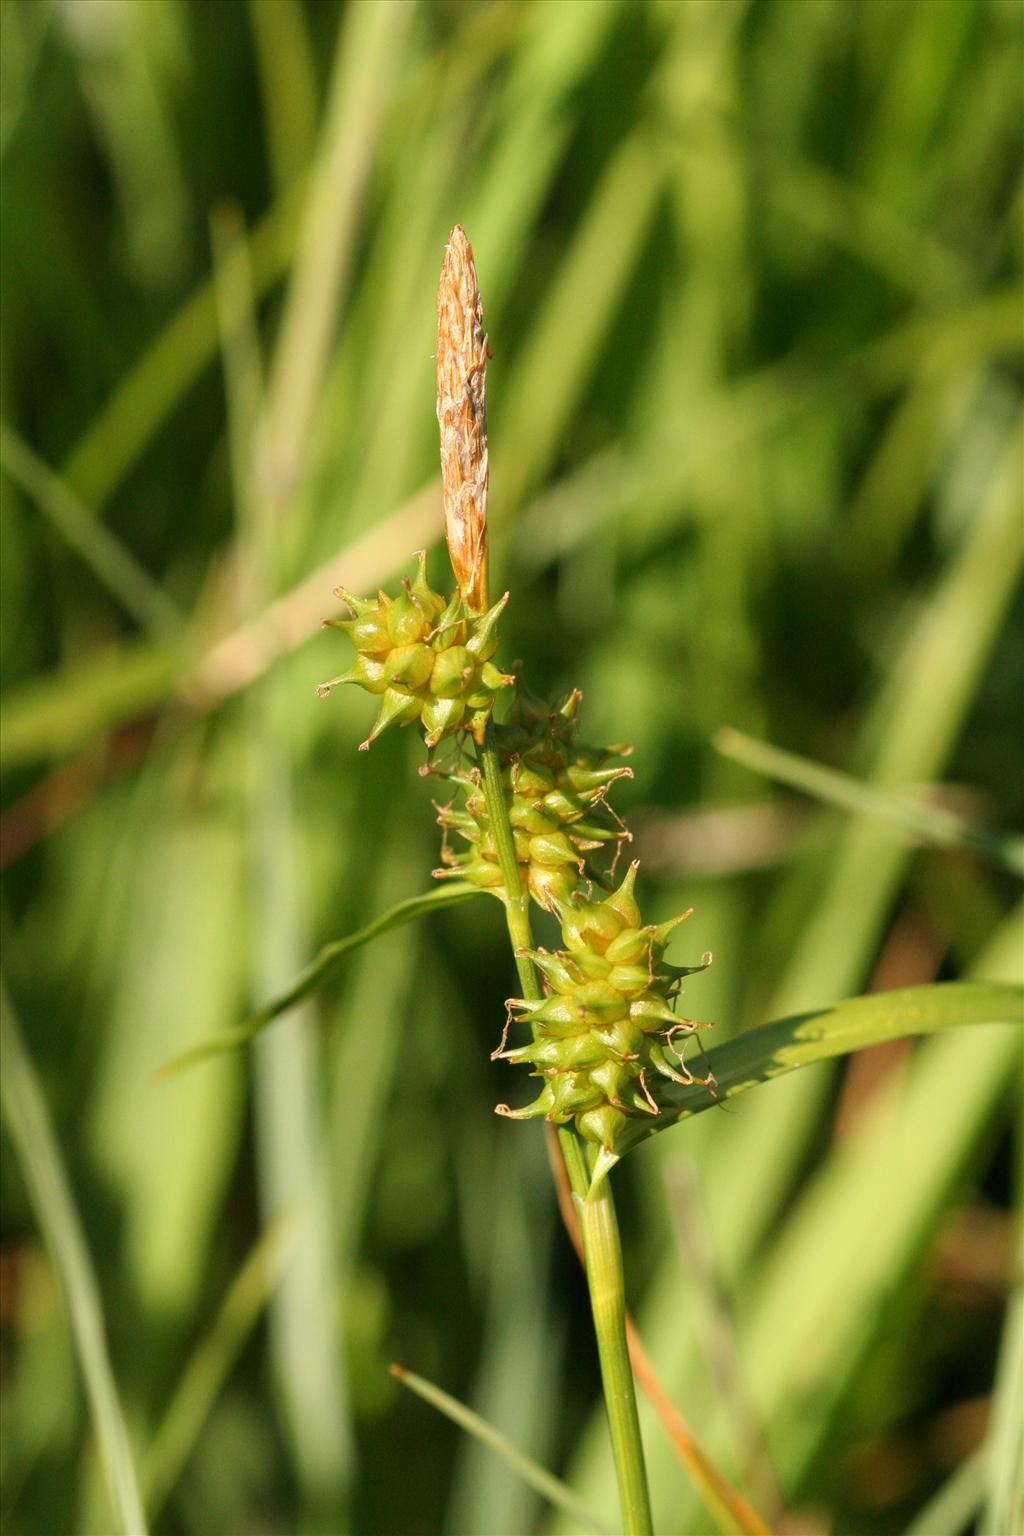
[436,225,490,614]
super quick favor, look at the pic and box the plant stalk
[579,1166,654,1536]
[478,735,535,999]
[478,728,654,1536]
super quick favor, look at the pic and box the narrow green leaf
[714,727,1024,877]
[595,981,1023,1175]
[495,126,664,514]
[262,0,410,496]
[903,1449,987,1536]
[747,1018,1016,1496]
[215,189,354,1508]
[0,983,148,1536]
[62,182,302,513]
[978,1250,1023,1536]
[0,641,181,769]
[0,423,183,638]
[444,1136,561,1536]
[516,290,1023,575]
[390,1364,612,1536]
[160,882,483,1077]
[143,1213,298,1520]
[246,0,318,197]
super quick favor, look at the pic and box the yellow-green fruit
[495,863,712,1152]
[318,552,512,749]
[433,682,632,906]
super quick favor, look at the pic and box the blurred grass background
[1,1,1022,1533]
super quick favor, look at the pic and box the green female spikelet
[317,551,512,750]
[434,683,633,908]
[494,862,712,1152]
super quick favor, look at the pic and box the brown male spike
[436,225,490,614]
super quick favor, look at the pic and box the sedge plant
[317,227,720,1536]
[157,222,1023,1536]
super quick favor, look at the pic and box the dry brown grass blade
[0,722,155,871]
[0,486,440,865]
[185,482,439,703]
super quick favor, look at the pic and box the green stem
[478,733,536,1000]
[579,1164,654,1536]
[477,727,654,1536]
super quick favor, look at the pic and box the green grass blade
[160,882,483,1077]
[981,935,1022,1536]
[0,983,148,1536]
[758,1019,1017,1497]
[61,183,302,512]
[663,1160,781,1521]
[737,1004,1020,1499]
[0,483,439,771]
[0,0,53,161]
[714,727,1024,877]
[390,1364,613,1536]
[325,876,428,1260]
[0,641,180,769]
[516,289,1023,575]
[0,423,183,637]
[246,0,318,196]
[495,127,665,516]
[596,981,1023,1172]
[655,908,1024,1533]
[445,1136,561,1536]
[676,409,1024,1266]
[214,203,352,1514]
[262,0,410,497]
[978,1104,1023,1536]
[902,1449,987,1536]
[461,0,623,324]
[978,1286,1023,1536]
[757,134,969,298]
[19,294,1015,774]
[142,1213,299,1520]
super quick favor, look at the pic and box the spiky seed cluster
[323,223,712,1155]
[494,864,712,1152]
[317,553,512,750]
[434,685,633,908]
[437,225,489,614]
